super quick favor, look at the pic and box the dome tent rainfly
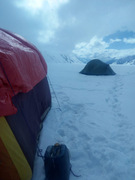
[80,59,116,75]
[0,28,51,180]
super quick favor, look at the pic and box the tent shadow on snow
[80,59,116,75]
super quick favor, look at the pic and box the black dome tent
[80,59,116,75]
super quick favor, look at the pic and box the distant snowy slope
[42,51,135,65]
[125,59,135,65]
[107,55,135,65]
[43,51,82,63]
[32,64,135,180]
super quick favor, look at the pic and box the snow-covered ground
[32,64,135,180]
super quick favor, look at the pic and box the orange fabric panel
[0,116,32,180]
[0,137,21,180]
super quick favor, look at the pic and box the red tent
[0,28,51,180]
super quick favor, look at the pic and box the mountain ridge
[43,51,135,65]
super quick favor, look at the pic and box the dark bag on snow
[44,143,70,180]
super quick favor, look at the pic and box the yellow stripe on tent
[0,116,32,180]
[0,137,21,180]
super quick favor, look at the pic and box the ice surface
[32,64,135,180]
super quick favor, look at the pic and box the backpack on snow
[44,143,70,180]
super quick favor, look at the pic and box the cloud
[123,38,135,44]
[0,0,44,46]
[15,0,45,14]
[1,0,135,56]
[73,36,109,59]
[38,30,55,43]
[110,39,122,43]
[13,0,135,53]
[72,36,135,60]
[15,0,69,14]
[58,0,135,37]
[50,0,135,54]
[14,0,69,45]
[73,36,109,57]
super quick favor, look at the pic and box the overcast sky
[1,0,135,60]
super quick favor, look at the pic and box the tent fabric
[0,116,32,180]
[6,76,51,168]
[80,59,116,75]
[0,138,21,180]
[0,29,51,180]
[0,28,47,116]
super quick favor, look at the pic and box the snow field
[32,64,135,180]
